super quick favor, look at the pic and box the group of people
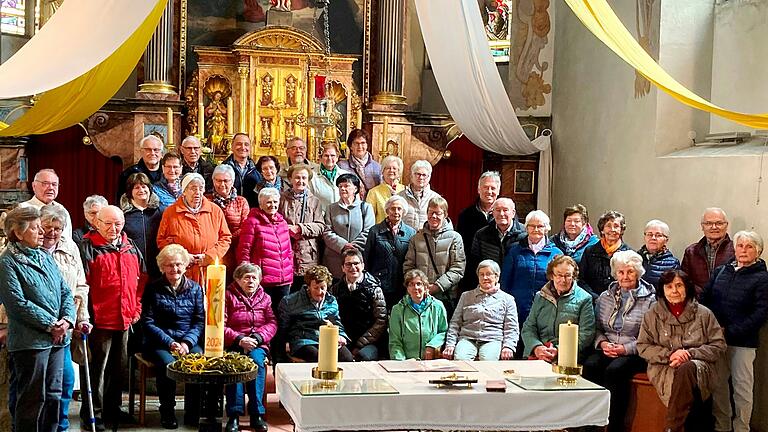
[0,129,765,432]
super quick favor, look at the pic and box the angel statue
[270,0,291,11]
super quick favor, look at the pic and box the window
[1,0,40,36]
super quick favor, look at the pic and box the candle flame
[567,320,572,325]
[324,320,333,327]
[214,257,219,266]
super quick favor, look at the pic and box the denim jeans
[12,346,65,432]
[225,347,267,417]
[59,347,74,431]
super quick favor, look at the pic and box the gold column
[238,65,249,133]
[372,0,406,106]
[139,0,176,94]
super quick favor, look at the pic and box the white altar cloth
[276,360,609,431]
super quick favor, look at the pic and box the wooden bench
[128,353,156,426]
[627,372,666,432]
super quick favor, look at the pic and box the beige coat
[278,189,325,276]
[637,299,726,406]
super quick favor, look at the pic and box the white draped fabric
[0,0,162,98]
[414,0,553,212]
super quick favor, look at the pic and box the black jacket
[463,219,526,291]
[222,154,260,198]
[120,194,162,279]
[182,158,215,193]
[703,259,768,347]
[578,241,632,298]
[117,159,162,202]
[364,220,417,309]
[330,272,388,350]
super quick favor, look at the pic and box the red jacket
[80,231,145,331]
[237,208,294,287]
[223,282,277,349]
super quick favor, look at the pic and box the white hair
[410,160,432,175]
[493,197,515,211]
[181,135,202,147]
[525,210,551,230]
[644,219,670,237]
[701,207,728,223]
[610,250,646,279]
[213,164,235,180]
[733,230,764,255]
[380,155,404,175]
[477,171,501,189]
[139,134,163,148]
[83,195,108,212]
[33,168,58,182]
[477,259,501,276]
[384,195,408,211]
[258,187,281,204]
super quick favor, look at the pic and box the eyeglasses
[701,221,727,228]
[552,273,573,280]
[428,211,445,217]
[141,147,162,153]
[35,180,59,188]
[43,225,63,233]
[644,232,668,239]
[413,172,429,178]
[343,261,362,268]
[182,146,201,152]
[527,224,547,231]
[98,219,124,228]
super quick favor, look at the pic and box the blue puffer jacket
[501,238,563,324]
[278,288,349,355]
[0,242,76,352]
[141,276,205,350]
[638,246,680,288]
[364,220,416,307]
[594,278,656,355]
[703,259,768,348]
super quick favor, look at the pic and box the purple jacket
[223,282,278,349]
[338,153,382,195]
[237,208,294,287]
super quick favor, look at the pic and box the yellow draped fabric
[564,0,768,129]
[0,0,166,137]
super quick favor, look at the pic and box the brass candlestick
[311,367,343,388]
[552,363,583,386]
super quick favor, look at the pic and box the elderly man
[73,195,109,245]
[279,137,317,183]
[330,249,387,361]
[20,168,73,241]
[117,135,164,200]
[223,133,261,197]
[78,205,145,431]
[682,207,735,295]
[180,136,215,193]
[338,129,382,198]
[398,160,441,230]
[457,171,502,250]
[463,198,526,292]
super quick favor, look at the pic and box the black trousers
[583,352,646,432]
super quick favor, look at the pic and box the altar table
[275,360,610,431]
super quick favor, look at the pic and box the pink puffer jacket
[237,208,294,287]
[223,282,277,349]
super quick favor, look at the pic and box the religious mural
[186,0,365,90]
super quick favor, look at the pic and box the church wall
[552,1,767,428]
[0,33,27,63]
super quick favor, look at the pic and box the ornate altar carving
[203,75,232,155]
[191,26,358,162]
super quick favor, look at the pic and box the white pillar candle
[558,321,579,368]
[226,97,234,134]
[318,322,339,372]
[198,101,206,141]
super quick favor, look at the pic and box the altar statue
[205,91,228,153]
[270,0,291,11]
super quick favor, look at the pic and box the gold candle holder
[552,363,583,386]
[311,367,344,388]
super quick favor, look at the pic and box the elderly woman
[398,160,441,230]
[365,155,405,223]
[309,142,351,210]
[703,231,768,432]
[443,260,518,360]
[278,265,354,362]
[279,163,325,293]
[121,172,163,278]
[153,152,184,211]
[224,263,276,432]
[322,173,375,279]
[389,269,448,360]
[550,204,599,264]
[403,196,465,320]
[141,244,204,429]
[207,164,250,276]
[638,219,680,287]
[338,129,382,198]
[244,155,282,208]
[579,210,632,298]
[157,173,232,286]
[40,205,92,432]
[73,195,108,245]
[502,210,564,328]
[638,270,726,432]
[365,195,417,309]
[0,207,75,432]
[237,187,294,313]
[583,250,656,432]
[522,255,595,362]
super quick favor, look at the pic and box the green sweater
[388,295,448,360]
[521,281,595,358]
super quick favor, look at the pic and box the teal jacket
[521,281,595,358]
[0,242,76,352]
[388,294,448,360]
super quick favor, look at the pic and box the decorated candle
[317,321,339,372]
[226,97,234,134]
[166,107,174,147]
[558,321,579,368]
[204,259,226,357]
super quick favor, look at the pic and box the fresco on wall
[503,0,554,116]
[187,0,365,88]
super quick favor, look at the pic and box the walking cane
[81,333,97,432]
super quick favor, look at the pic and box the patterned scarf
[158,176,181,198]
[478,283,500,295]
[257,176,282,192]
[319,164,338,183]
[349,152,370,196]
[558,225,593,255]
[211,187,237,209]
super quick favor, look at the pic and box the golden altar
[187,26,360,162]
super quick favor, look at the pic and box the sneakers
[250,415,268,432]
